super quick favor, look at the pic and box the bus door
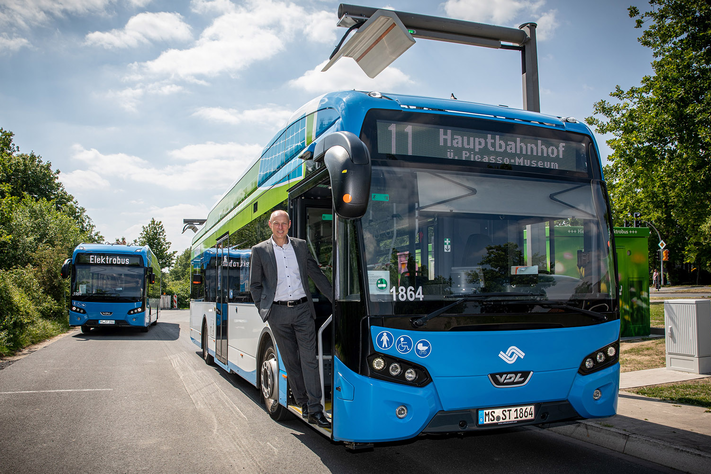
[291,186,334,406]
[215,234,229,365]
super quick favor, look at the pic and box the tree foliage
[136,218,176,270]
[1,128,101,354]
[0,129,100,239]
[586,0,711,279]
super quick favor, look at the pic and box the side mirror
[60,258,71,279]
[192,274,203,285]
[314,131,372,219]
[148,271,156,284]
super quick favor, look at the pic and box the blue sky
[0,0,654,256]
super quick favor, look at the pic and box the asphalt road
[0,310,678,474]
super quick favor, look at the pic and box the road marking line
[0,389,113,395]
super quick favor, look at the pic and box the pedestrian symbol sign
[375,330,394,351]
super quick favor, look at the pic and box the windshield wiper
[412,298,466,328]
[535,302,608,322]
[411,293,545,328]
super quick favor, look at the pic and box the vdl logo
[499,346,525,364]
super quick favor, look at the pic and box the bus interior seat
[462,233,491,266]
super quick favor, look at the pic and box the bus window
[336,218,361,302]
[362,166,615,315]
[190,265,205,301]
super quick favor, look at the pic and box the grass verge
[620,337,666,372]
[650,302,664,328]
[627,379,711,411]
[621,336,711,410]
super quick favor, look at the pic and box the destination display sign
[376,120,589,174]
[76,253,143,266]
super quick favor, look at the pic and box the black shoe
[308,411,331,429]
[301,404,308,419]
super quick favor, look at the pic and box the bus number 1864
[390,286,424,301]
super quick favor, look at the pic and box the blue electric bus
[62,244,161,333]
[189,90,619,448]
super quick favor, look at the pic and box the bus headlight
[367,353,431,387]
[70,306,86,314]
[404,368,417,382]
[578,341,619,375]
[128,306,145,315]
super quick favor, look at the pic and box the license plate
[98,320,115,325]
[478,405,535,425]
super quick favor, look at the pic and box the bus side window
[191,266,205,301]
[236,252,253,303]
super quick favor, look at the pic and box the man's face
[268,212,291,239]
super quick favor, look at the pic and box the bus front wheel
[260,341,290,421]
[80,325,90,334]
[201,321,214,366]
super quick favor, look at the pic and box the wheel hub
[261,357,277,400]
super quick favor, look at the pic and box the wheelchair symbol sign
[396,335,413,354]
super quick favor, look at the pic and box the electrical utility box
[613,227,650,337]
[665,299,711,374]
[538,226,649,337]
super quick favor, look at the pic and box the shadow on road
[72,321,180,341]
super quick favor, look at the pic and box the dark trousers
[268,302,323,413]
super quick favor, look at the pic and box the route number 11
[388,123,412,155]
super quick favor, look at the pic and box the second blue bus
[62,244,161,333]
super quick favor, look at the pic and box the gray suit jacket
[249,237,333,322]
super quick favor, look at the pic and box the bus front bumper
[332,357,618,443]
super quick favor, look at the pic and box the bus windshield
[72,265,145,302]
[362,165,616,319]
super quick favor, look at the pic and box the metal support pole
[334,4,539,111]
[519,22,540,112]
[645,221,664,286]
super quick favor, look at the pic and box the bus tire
[202,321,214,366]
[80,325,90,334]
[141,325,149,333]
[260,341,290,421]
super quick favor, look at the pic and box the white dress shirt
[271,236,307,301]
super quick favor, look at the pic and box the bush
[0,267,68,356]
[166,279,190,309]
[0,270,32,355]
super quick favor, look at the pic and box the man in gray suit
[249,210,333,428]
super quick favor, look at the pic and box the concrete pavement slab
[621,367,710,389]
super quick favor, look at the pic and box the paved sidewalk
[549,368,711,474]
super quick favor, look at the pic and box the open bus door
[290,182,335,425]
[287,131,372,434]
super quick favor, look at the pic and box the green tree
[1,129,101,354]
[586,0,711,282]
[0,129,100,240]
[136,218,176,270]
[168,248,191,282]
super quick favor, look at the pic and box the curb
[548,421,711,474]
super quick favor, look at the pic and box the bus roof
[72,243,157,268]
[192,90,598,250]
